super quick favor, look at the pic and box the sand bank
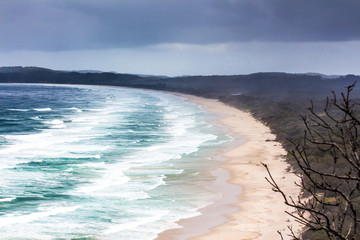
[157,94,302,240]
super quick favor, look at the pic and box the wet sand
[157,94,302,240]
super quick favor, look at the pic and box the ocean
[0,84,232,240]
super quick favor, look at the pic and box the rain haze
[1,0,360,76]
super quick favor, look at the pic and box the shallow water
[0,84,231,239]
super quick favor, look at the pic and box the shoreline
[157,93,302,240]
[4,83,302,238]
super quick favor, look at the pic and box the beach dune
[157,94,302,240]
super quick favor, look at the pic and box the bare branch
[264,84,360,240]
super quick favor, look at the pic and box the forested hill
[0,66,145,85]
[1,66,359,99]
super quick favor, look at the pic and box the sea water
[0,84,231,240]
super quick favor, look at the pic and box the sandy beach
[157,94,302,240]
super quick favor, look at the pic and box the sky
[1,0,360,76]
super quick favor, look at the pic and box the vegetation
[263,85,360,239]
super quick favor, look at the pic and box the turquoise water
[0,84,231,240]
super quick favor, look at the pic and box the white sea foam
[3,132,53,141]
[75,169,130,194]
[0,197,15,202]
[30,116,41,120]
[104,210,169,235]
[44,119,64,125]
[33,108,52,111]
[128,168,184,176]
[8,109,30,112]
[126,132,217,166]
[66,107,83,112]
[0,117,107,168]
[60,153,102,159]
[77,161,106,168]
[90,191,150,200]
[44,119,66,128]
[0,205,79,227]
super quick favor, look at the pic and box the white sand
[157,94,302,240]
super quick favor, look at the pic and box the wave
[30,116,42,120]
[0,205,79,227]
[33,108,52,112]
[74,169,130,195]
[104,210,169,235]
[66,107,82,113]
[44,119,64,125]
[7,109,30,112]
[0,84,230,239]
[71,166,167,201]
[44,119,66,128]
[77,161,106,168]
[0,197,16,202]
[125,132,217,166]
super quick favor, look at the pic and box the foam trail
[104,210,169,234]
[33,108,52,111]
[0,197,15,202]
[8,109,30,112]
[0,206,79,227]
[66,107,82,112]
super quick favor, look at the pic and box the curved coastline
[157,93,302,240]
[5,83,302,238]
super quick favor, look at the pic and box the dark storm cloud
[1,0,360,51]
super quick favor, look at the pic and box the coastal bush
[263,84,360,240]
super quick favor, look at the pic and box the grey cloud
[1,0,360,51]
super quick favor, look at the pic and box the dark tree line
[264,84,360,240]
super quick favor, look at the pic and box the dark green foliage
[0,67,144,85]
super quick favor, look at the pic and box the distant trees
[263,84,360,240]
